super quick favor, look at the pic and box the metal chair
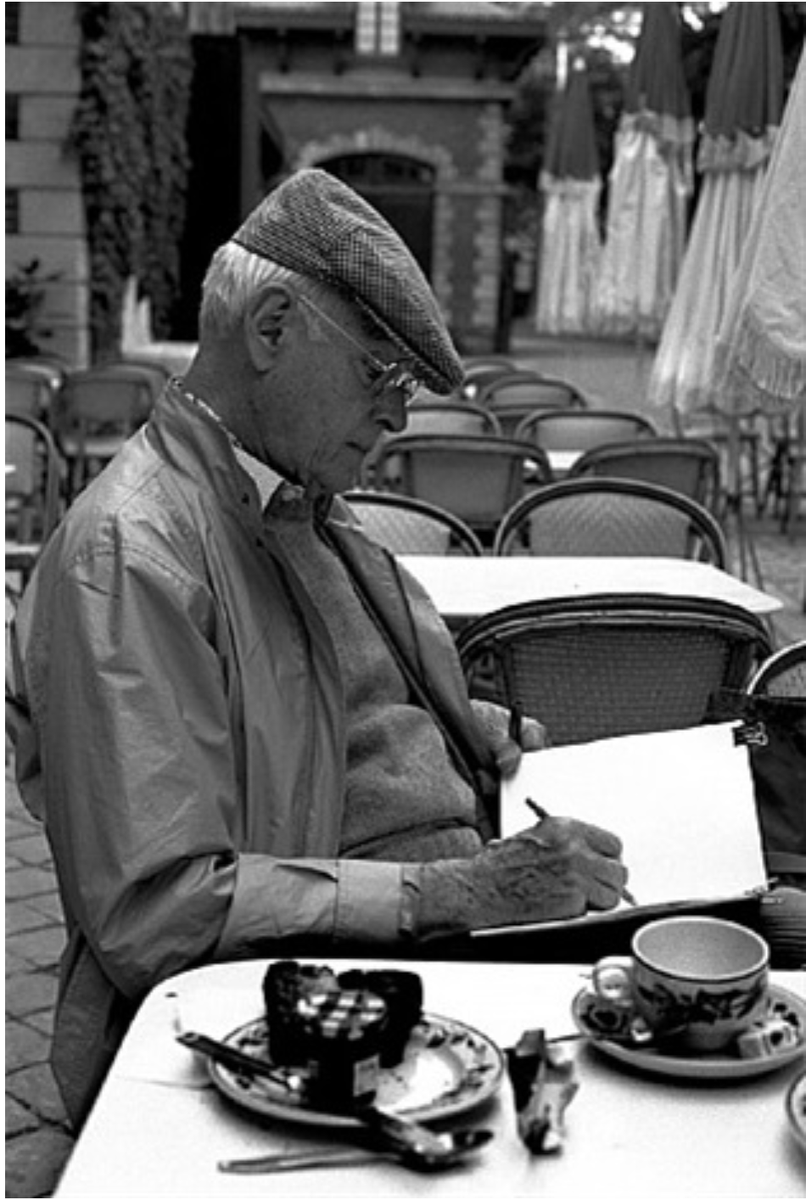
[5,413,62,586]
[50,364,156,499]
[342,491,484,556]
[5,363,58,420]
[460,358,518,402]
[748,640,806,698]
[493,477,728,566]
[675,404,764,516]
[478,373,589,437]
[405,400,502,437]
[569,436,722,512]
[514,407,657,451]
[457,594,772,748]
[372,433,553,542]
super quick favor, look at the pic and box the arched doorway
[322,153,435,277]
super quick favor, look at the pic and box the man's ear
[244,284,296,371]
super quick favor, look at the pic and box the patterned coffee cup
[592,917,770,1052]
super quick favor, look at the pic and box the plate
[786,1070,806,1152]
[207,1012,504,1128]
[572,983,806,1081]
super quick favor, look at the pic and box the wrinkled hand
[419,816,628,936]
[470,699,549,778]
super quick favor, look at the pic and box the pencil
[524,798,638,906]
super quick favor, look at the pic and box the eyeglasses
[297,294,420,406]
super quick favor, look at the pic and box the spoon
[219,1129,494,1174]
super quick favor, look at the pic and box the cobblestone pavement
[5,332,804,1198]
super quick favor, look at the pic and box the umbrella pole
[724,419,766,590]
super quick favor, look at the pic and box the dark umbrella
[649,2,785,420]
[535,58,603,335]
[597,3,694,339]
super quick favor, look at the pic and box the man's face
[253,294,419,495]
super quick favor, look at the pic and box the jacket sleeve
[24,544,418,1001]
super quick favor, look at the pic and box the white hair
[199,242,336,337]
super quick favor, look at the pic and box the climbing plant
[70,3,193,358]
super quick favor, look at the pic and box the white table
[546,449,583,475]
[55,959,805,1198]
[400,556,782,622]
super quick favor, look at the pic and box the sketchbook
[472,722,768,940]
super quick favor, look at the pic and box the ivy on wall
[70,3,193,359]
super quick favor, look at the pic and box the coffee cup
[591,916,770,1052]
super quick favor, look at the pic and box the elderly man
[11,170,627,1127]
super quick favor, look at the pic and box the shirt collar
[171,376,299,511]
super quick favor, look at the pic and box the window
[355,2,400,57]
[6,189,20,235]
[6,93,20,140]
[6,3,21,45]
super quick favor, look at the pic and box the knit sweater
[268,503,482,863]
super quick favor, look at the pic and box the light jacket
[12,386,496,1124]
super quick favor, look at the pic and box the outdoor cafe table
[54,958,805,1198]
[399,556,782,626]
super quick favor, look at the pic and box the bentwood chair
[50,364,156,499]
[5,363,59,421]
[342,491,484,556]
[570,436,722,512]
[479,374,588,438]
[748,640,806,698]
[457,594,772,748]
[514,407,657,452]
[373,433,553,542]
[405,400,502,437]
[364,401,503,489]
[460,358,518,402]
[493,477,728,566]
[5,412,63,587]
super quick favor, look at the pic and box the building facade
[6,3,543,364]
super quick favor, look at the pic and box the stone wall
[5,2,88,366]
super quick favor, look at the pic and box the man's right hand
[418,816,629,937]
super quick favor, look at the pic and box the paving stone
[5,970,60,1018]
[5,1127,75,1199]
[5,1018,51,1072]
[5,1094,38,1137]
[25,893,66,923]
[5,866,60,902]
[7,926,66,969]
[9,833,55,868]
[5,898,58,937]
[5,1063,68,1126]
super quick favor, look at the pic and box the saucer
[572,984,806,1081]
[786,1069,806,1152]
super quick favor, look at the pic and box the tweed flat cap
[231,169,464,396]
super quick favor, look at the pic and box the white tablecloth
[55,959,805,1198]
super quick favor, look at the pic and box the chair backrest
[460,359,517,401]
[493,477,728,566]
[457,594,772,748]
[515,407,657,451]
[5,364,56,419]
[341,491,484,556]
[569,436,721,510]
[51,368,154,441]
[5,412,62,557]
[373,433,553,537]
[748,640,806,697]
[479,375,588,437]
[405,400,502,437]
